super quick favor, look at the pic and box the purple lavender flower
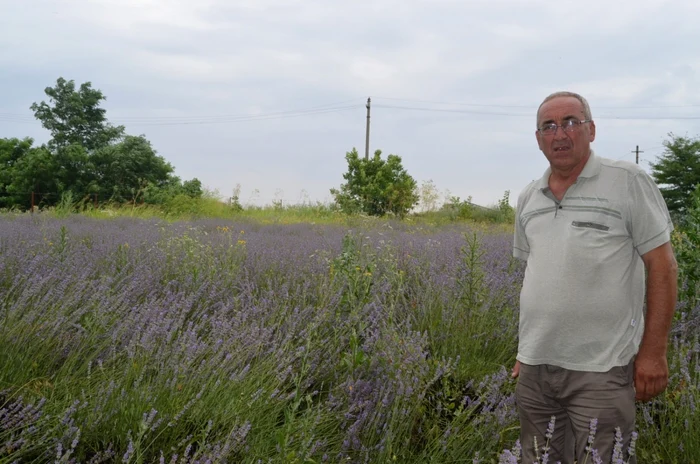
[627,431,638,458]
[122,436,134,463]
[611,427,624,464]
[586,417,598,453]
[497,449,518,464]
[546,415,556,440]
[591,448,603,464]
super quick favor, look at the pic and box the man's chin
[547,152,584,170]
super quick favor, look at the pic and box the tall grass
[25,191,516,230]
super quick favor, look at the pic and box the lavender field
[0,214,698,463]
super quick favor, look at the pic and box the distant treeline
[0,77,203,211]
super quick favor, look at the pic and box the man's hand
[512,360,521,379]
[634,350,669,401]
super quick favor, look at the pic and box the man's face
[535,96,596,172]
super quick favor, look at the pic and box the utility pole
[365,97,371,160]
[632,145,644,164]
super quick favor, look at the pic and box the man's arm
[635,241,678,401]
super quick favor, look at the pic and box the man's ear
[588,121,596,142]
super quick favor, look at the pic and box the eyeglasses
[538,119,591,136]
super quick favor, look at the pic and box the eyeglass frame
[537,119,592,136]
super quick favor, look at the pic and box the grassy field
[0,207,697,463]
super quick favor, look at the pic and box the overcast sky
[1,0,699,208]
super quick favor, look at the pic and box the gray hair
[536,91,592,127]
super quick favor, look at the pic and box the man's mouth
[553,146,571,152]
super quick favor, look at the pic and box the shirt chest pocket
[567,218,622,252]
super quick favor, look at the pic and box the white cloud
[80,0,223,32]
[2,0,700,207]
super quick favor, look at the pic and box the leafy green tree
[649,133,700,220]
[672,184,700,308]
[0,138,33,207]
[90,135,174,203]
[54,143,94,199]
[4,144,57,209]
[30,77,125,151]
[182,178,203,198]
[141,176,203,205]
[330,148,419,217]
[2,78,200,210]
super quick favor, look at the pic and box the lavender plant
[0,213,697,463]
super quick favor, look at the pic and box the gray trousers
[515,360,637,464]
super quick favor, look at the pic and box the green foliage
[330,148,419,217]
[649,133,700,220]
[497,190,515,222]
[228,184,244,212]
[30,77,125,151]
[1,77,201,211]
[671,184,700,307]
[54,143,93,200]
[90,135,175,203]
[182,178,203,198]
[438,192,514,224]
[0,138,34,202]
[0,138,56,208]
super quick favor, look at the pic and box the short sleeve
[627,170,674,256]
[513,192,530,261]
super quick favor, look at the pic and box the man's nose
[553,127,568,139]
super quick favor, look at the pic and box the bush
[330,148,419,217]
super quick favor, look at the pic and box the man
[511,91,678,463]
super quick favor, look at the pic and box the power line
[4,95,700,121]
[124,105,360,126]
[0,99,362,121]
[373,104,531,117]
[109,98,362,122]
[0,104,362,127]
[372,104,700,120]
[373,96,535,109]
[373,96,700,109]
[3,99,700,129]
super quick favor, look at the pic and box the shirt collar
[536,149,601,191]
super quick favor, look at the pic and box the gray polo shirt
[513,150,673,372]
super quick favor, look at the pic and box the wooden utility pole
[365,97,371,160]
[632,145,644,164]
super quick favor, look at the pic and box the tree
[418,179,440,212]
[90,135,175,203]
[3,143,57,209]
[330,148,419,217]
[0,78,201,211]
[30,77,125,151]
[54,143,94,199]
[0,138,32,204]
[649,133,700,220]
[672,184,700,308]
[182,178,203,198]
[141,176,204,205]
